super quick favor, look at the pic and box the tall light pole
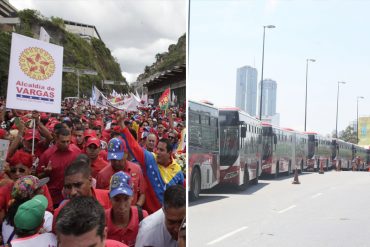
[304,58,316,131]
[357,96,364,143]
[63,67,98,98]
[335,81,346,138]
[259,25,275,120]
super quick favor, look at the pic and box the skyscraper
[235,66,257,116]
[258,79,277,116]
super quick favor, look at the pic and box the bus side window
[241,126,247,138]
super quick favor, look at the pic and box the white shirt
[10,232,57,247]
[135,209,177,247]
[2,211,53,243]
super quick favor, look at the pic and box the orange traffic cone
[319,162,324,174]
[292,168,300,184]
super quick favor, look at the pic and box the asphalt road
[189,171,370,247]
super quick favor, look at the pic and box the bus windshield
[307,135,315,159]
[219,110,239,166]
[262,127,273,160]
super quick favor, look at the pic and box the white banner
[39,27,50,43]
[6,33,63,113]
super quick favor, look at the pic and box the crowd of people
[0,98,186,247]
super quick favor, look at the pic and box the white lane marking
[207,226,248,245]
[277,205,296,214]
[311,192,323,199]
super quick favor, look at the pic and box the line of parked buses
[189,100,370,200]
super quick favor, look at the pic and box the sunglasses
[168,136,175,139]
[10,167,26,173]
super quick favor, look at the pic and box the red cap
[9,150,33,168]
[83,129,97,138]
[93,120,103,127]
[85,137,100,147]
[112,126,121,133]
[23,129,41,141]
[40,112,48,119]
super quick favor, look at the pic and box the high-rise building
[235,66,257,116]
[258,79,277,116]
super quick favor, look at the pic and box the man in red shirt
[56,196,128,247]
[85,137,108,178]
[52,158,111,232]
[105,171,148,247]
[72,126,85,150]
[96,138,146,207]
[38,128,81,207]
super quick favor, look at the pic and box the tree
[338,125,357,144]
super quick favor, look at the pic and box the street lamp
[335,81,346,138]
[304,58,316,131]
[259,25,275,120]
[63,67,98,98]
[357,96,364,143]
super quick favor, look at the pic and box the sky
[9,0,186,83]
[189,0,370,136]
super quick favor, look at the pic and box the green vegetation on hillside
[0,9,127,98]
[137,33,186,81]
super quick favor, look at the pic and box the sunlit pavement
[189,171,370,247]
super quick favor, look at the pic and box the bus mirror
[241,126,246,138]
[273,135,277,144]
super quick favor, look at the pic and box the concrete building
[64,20,102,41]
[258,79,277,116]
[0,0,19,32]
[143,64,185,107]
[235,66,257,116]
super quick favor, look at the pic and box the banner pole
[32,119,36,156]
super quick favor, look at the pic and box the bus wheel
[237,168,249,191]
[190,168,201,201]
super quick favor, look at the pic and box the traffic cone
[319,162,324,174]
[292,168,300,184]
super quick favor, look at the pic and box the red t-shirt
[105,207,148,247]
[99,149,108,161]
[38,144,81,205]
[105,239,128,247]
[52,188,111,232]
[96,161,147,205]
[91,157,109,178]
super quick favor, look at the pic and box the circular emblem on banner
[19,47,55,81]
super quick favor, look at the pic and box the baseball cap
[84,129,97,138]
[14,195,48,231]
[107,137,126,160]
[93,120,103,127]
[109,171,133,198]
[86,137,101,147]
[12,175,50,199]
[24,129,41,141]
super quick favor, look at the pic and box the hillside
[0,9,127,98]
[137,33,186,82]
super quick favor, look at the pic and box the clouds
[10,0,186,82]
